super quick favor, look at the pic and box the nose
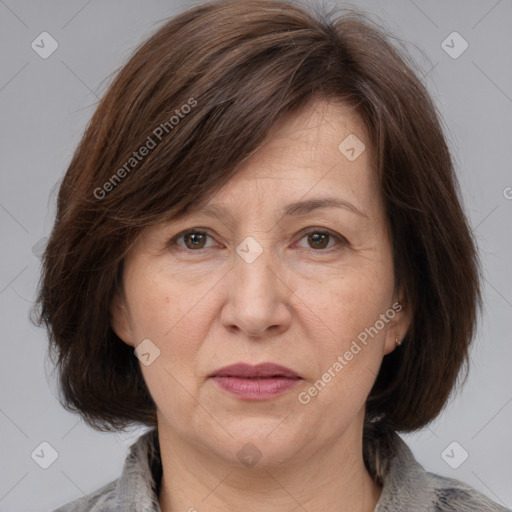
[220,242,292,339]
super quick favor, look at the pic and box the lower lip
[211,376,301,400]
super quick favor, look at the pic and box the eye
[167,228,348,253]
[294,229,347,252]
[170,229,217,251]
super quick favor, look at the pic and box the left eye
[294,230,345,251]
[169,229,346,252]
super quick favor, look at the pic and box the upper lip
[210,363,300,379]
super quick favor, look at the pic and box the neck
[157,416,382,512]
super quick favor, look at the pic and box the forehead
[127,98,390,258]
[193,97,379,219]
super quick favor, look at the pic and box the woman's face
[111,98,410,466]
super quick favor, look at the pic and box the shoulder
[51,428,162,511]
[427,472,510,512]
[369,427,510,511]
[51,479,118,512]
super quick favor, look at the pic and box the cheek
[124,268,209,414]
[139,362,202,433]
[294,266,392,404]
[297,297,386,425]
[130,279,207,424]
[302,265,392,344]
[126,264,204,342]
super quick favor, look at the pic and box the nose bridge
[235,235,275,291]
[235,232,278,305]
[222,232,290,336]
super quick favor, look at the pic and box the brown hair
[33,0,482,437]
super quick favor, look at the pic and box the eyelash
[167,228,348,254]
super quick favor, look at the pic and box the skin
[111,97,411,512]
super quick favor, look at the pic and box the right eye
[168,229,218,251]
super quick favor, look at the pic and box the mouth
[209,363,301,400]
[209,362,301,379]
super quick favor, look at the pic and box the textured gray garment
[52,427,510,511]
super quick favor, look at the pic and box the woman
[34,0,510,510]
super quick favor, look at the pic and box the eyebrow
[195,196,369,223]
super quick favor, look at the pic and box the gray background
[1,0,511,510]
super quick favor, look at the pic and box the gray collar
[95,427,508,511]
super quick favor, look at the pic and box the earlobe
[383,334,399,355]
[384,298,412,355]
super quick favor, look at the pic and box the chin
[204,419,312,468]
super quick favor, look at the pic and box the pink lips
[210,363,301,400]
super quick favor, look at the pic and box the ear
[383,292,412,355]
[110,291,135,348]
